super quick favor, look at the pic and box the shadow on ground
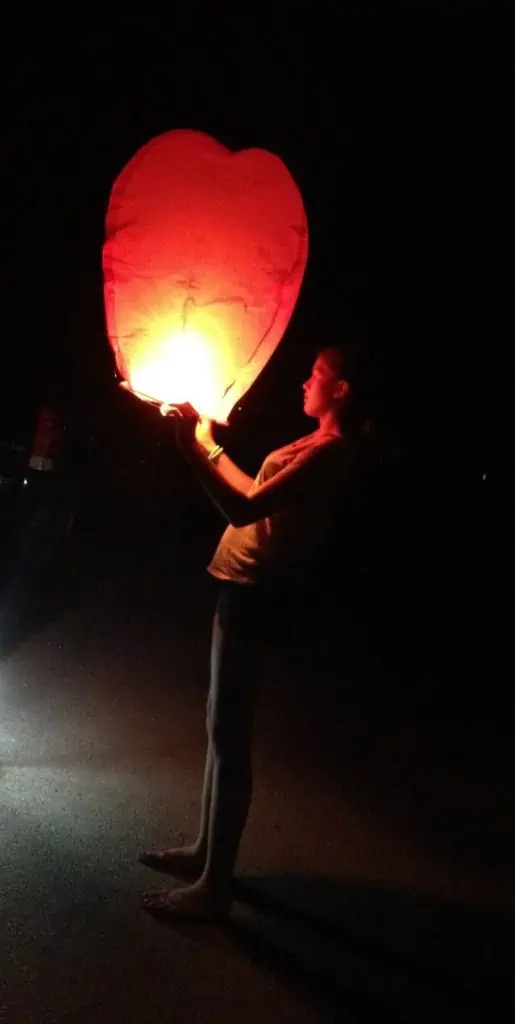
[222,875,514,1022]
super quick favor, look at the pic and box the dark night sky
[2,7,512,478]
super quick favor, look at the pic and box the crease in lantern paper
[221,223,308,402]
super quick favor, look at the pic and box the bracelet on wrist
[207,444,224,463]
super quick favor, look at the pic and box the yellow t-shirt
[207,432,350,586]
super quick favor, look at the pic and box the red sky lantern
[103,130,308,422]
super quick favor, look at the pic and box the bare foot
[141,882,229,923]
[138,844,205,877]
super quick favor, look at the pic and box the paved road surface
[1,537,514,1022]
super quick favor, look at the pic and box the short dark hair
[316,338,376,437]
[316,338,369,394]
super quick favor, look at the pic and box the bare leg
[197,745,253,899]
[142,585,259,920]
[193,737,215,858]
[139,738,214,874]
[141,746,252,920]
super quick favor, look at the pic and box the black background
[1,6,512,666]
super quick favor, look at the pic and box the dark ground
[0,11,513,1018]
[0,476,514,1023]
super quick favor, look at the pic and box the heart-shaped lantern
[103,130,308,422]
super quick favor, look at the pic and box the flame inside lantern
[129,326,224,414]
[103,130,308,422]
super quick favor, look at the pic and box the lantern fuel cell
[103,130,308,423]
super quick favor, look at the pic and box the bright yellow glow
[128,323,228,417]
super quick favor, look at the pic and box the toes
[141,889,171,906]
[139,852,165,868]
[138,850,203,876]
[139,852,156,865]
[141,892,194,920]
[141,888,214,921]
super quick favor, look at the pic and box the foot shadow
[226,875,515,1022]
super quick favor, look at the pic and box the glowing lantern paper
[103,130,308,422]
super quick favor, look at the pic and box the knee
[206,692,213,736]
[209,716,252,763]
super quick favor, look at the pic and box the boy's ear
[335,379,349,400]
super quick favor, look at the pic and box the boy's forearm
[182,442,249,526]
[213,451,254,496]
